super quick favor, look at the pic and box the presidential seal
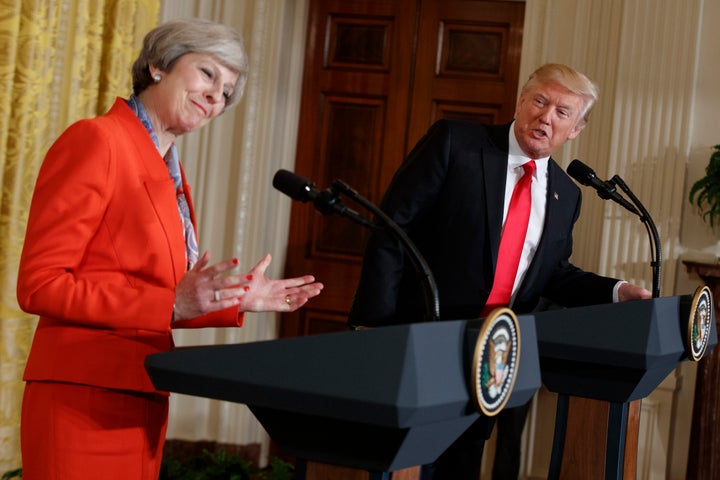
[471,308,520,416]
[687,285,713,361]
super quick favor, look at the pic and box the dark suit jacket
[348,119,618,327]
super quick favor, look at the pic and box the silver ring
[285,295,291,305]
[214,290,221,302]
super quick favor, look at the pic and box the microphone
[272,168,318,203]
[272,169,375,228]
[273,169,440,321]
[567,160,639,215]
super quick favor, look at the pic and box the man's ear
[567,121,586,140]
[515,93,527,116]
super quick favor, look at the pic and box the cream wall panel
[518,0,710,479]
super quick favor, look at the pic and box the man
[347,63,651,479]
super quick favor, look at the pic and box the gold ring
[285,295,291,305]
[214,290,221,302]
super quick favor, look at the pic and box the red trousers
[21,381,168,479]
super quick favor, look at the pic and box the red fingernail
[232,258,238,265]
[244,286,250,292]
[246,275,253,280]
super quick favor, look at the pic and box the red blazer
[17,98,243,393]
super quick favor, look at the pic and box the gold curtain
[0,0,159,471]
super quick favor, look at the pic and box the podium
[534,294,716,480]
[146,315,541,477]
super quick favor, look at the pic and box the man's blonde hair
[521,63,599,125]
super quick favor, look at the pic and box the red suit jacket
[17,98,242,394]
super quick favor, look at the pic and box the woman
[16,18,323,479]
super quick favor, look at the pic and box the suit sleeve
[16,121,180,331]
[348,120,453,327]
[537,185,619,307]
[172,309,244,329]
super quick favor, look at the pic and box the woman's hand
[173,252,323,321]
[234,253,324,312]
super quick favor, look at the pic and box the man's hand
[618,282,652,302]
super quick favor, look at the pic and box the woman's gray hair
[132,18,249,109]
[521,63,599,126]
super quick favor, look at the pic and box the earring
[153,73,161,83]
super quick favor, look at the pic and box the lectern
[146,315,541,478]
[534,292,716,480]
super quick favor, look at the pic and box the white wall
[517,1,719,478]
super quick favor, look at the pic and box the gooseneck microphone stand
[550,167,661,480]
[567,160,661,298]
[272,169,440,324]
[610,175,661,299]
[276,174,440,480]
[329,179,441,323]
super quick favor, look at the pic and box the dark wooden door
[280,0,525,338]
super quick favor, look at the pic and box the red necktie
[482,160,536,317]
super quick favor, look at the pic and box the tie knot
[523,160,536,176]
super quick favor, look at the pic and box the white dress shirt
[504,122,548,304]
[504,122,624,304]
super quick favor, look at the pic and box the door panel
[280,0,525,338]
[407,0,525,151]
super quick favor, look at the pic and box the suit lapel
[144,178,187,282]
[483,124,511,270]
[114,100,188,283]
[518,158,565,295]
[179,166,197,229]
